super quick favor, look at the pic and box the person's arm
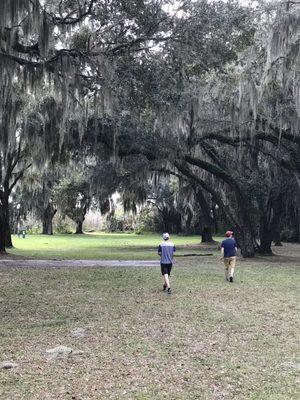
[220,245,224,260]
[172,245,176,263]
[158,245,162,257]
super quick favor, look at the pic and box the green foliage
[135,206,160,234]
[280,227,298,243]
[54,215,73,234]
[70,27,92,51]
[62,0,78,10]
[169,0,256,77]
[2,0,300,255]
[105,215,135,233]
[26,225,41,235]
[85,115,115,156]
[54,173,91,224]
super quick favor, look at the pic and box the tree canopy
[0,0,300,256]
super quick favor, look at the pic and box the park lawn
[8,233,219,260]
[0,248,299,400]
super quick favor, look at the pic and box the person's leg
[162,275,167,290]
[224,259,229,281]
[161,264,168,290]
[164,273,170,288]
[165,273,172,293]
[167,265,172,293]
[161,264,172,292]
[225,267,229,281]
[229,257,236,282]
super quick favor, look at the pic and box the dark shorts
[161,263,172,276]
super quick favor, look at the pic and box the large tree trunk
[195,188,215,243]
[42,205,57,235]
[232,197,257,258]
[296,192,300,243]
[211,204,219,234]
[273,196,283,246]
[5,221,13,248]
[72,204,89,234]
[229,197,257,258]
[236,230,256,258]
[75,220,84,234]
[0,213,6,252]
[273,229,282,246]
[258,228,273,255]
[258,209,273,255]
[213,193,257,256]
[258,193,283,254]
[42,217,53,235]
[2,194,12,249]
[293,173,300,243]
[201,226,214,243]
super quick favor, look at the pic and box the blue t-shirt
[221,238,237,258]
[158,241,176,264]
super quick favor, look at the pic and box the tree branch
[9,164,33,194]
[184,154,242,193]
[50,0,97,26]
[174,161,241,229]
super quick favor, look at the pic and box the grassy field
[0,242,299,399]
[8,233,218,260]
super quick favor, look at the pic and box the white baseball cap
[162,232,170,240]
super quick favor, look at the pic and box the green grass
[8,233,219,260]
[0,247,299,399]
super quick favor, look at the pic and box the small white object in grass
[70,328,86,338]
[45,346,73,357]
[1,361,18,369]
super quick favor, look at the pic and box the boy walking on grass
[158,233,176,294]
[220,230,237,282]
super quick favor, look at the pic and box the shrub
[54,216,74,234]
[135,207,160,234]
[105,215,135,232]
[280,227,298,243]
[26,225,40,235]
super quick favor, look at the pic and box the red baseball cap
[225,231,233,237]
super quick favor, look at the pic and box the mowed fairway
[0,241,299,399]
[8,233,211,260]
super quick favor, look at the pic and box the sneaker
[167,288,171,294]
[229,277,233,283]
[163,284,167,291]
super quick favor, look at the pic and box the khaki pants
[224,256,236,278]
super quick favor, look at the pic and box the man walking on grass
[220,230,237,282]
[158,232,176,294]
